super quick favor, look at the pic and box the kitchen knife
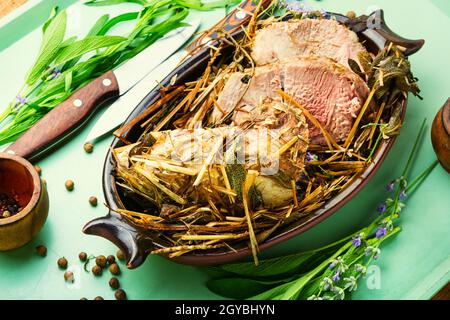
[85,0,274,143]
[4,20,201,160]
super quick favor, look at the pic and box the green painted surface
[0,0,449,300]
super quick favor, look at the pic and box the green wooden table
[0,0,449,300]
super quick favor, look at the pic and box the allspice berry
[65,180,74,191]
[114,289,127,300]
[79,252,88,262]
[89,196,98,207]
[36,245,47,257]
[107,255,115,264]
[109,263,120,276]
[96,255,107,268]
[84,143,94,154]
[34,165,42,176]
[64,271,74,283]
[109,277,120,290]
[346,11,356,19]
[92,265,103,276]
[116,250,125,261]
[94,296,104,300]
[57,257,68,269]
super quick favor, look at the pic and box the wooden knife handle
[6,71,119,160]
[185,0,273,52]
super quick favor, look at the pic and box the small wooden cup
[0,153,49,250]
[431,98,450,173]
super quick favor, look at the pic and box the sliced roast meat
[251,19,368,71]
[210,56,370,144]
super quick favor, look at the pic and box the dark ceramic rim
[0,153,41,226]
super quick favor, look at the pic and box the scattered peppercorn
[96,255,107,268]
[346,11,356,19]
[107,255,116,265]
[0,192,22,219]
[84,143,94,154]
[89,196,98,207]
[109,277,120,290]
[34,165,42,176]
[94,296,104,300]
[64,271,74,283]
[79,252,88,262]
[57,257,68,269]
[109,263,121,276]
[116,250,125,261]
[114,289,127,300]
[80,297,88,300]
[36,245,47,257]
[65,180,74,191]
[92,265,102,276]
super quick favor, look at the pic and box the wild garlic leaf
[207,277,293,300]
[54,35,126,66]
[84,0,148,6]
[97,12,139,36]
[42,6,59,34]
[26,11,67,85]
[64,71,73,92]
[88,14,110,36]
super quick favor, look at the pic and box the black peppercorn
[107,255,115,264]
[92,265,102,276]
[94,296,104,300]
[96,255,107,268]
[114,289,127,300]
[57,257,68,269]
[79,252,88,262]
[80,297,87,300]
[109,277,120,290]
[109,263,120,276]
[64,271,74,283]
[36,245,47,257]
[89,196,98,207]
[116,250,125,261]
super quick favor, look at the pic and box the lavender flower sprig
[207,120,439,300]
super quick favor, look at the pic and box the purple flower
[16,95,27,104]
[319,8,328,17]
[332,271,340,282]
[399,190,407,201]
[329,261,337,269]
[376,202,387,214]
[305,152,317,162]
[285,1,304,12]
[386,181,395,192]
[352,235,362,247]
[52,70,62,79]
[376,227,387,239]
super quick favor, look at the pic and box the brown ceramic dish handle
[185,0,273,53]
[6,71,119,160]
[345,9,425,56]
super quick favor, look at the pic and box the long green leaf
[84,0,148,6]
[54,35,126,66]
[26,11,67,84]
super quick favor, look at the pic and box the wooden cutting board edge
[0,0,28,18]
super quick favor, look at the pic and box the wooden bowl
[431,98,450,173]
[0,153,49,250]
[84,10,425,268]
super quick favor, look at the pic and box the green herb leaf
[84,0,147,6]
[54,35,126,66]
[26,11,67,84]
[207,277,295,300]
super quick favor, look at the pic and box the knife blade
[5,21,200,160]
[85,0,274,143]
[85,50,187,143]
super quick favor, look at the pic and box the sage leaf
[54,36,126,66]
[26,11,67,84]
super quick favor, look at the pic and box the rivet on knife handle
[185,0,273,53]
[5,71,119,160]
